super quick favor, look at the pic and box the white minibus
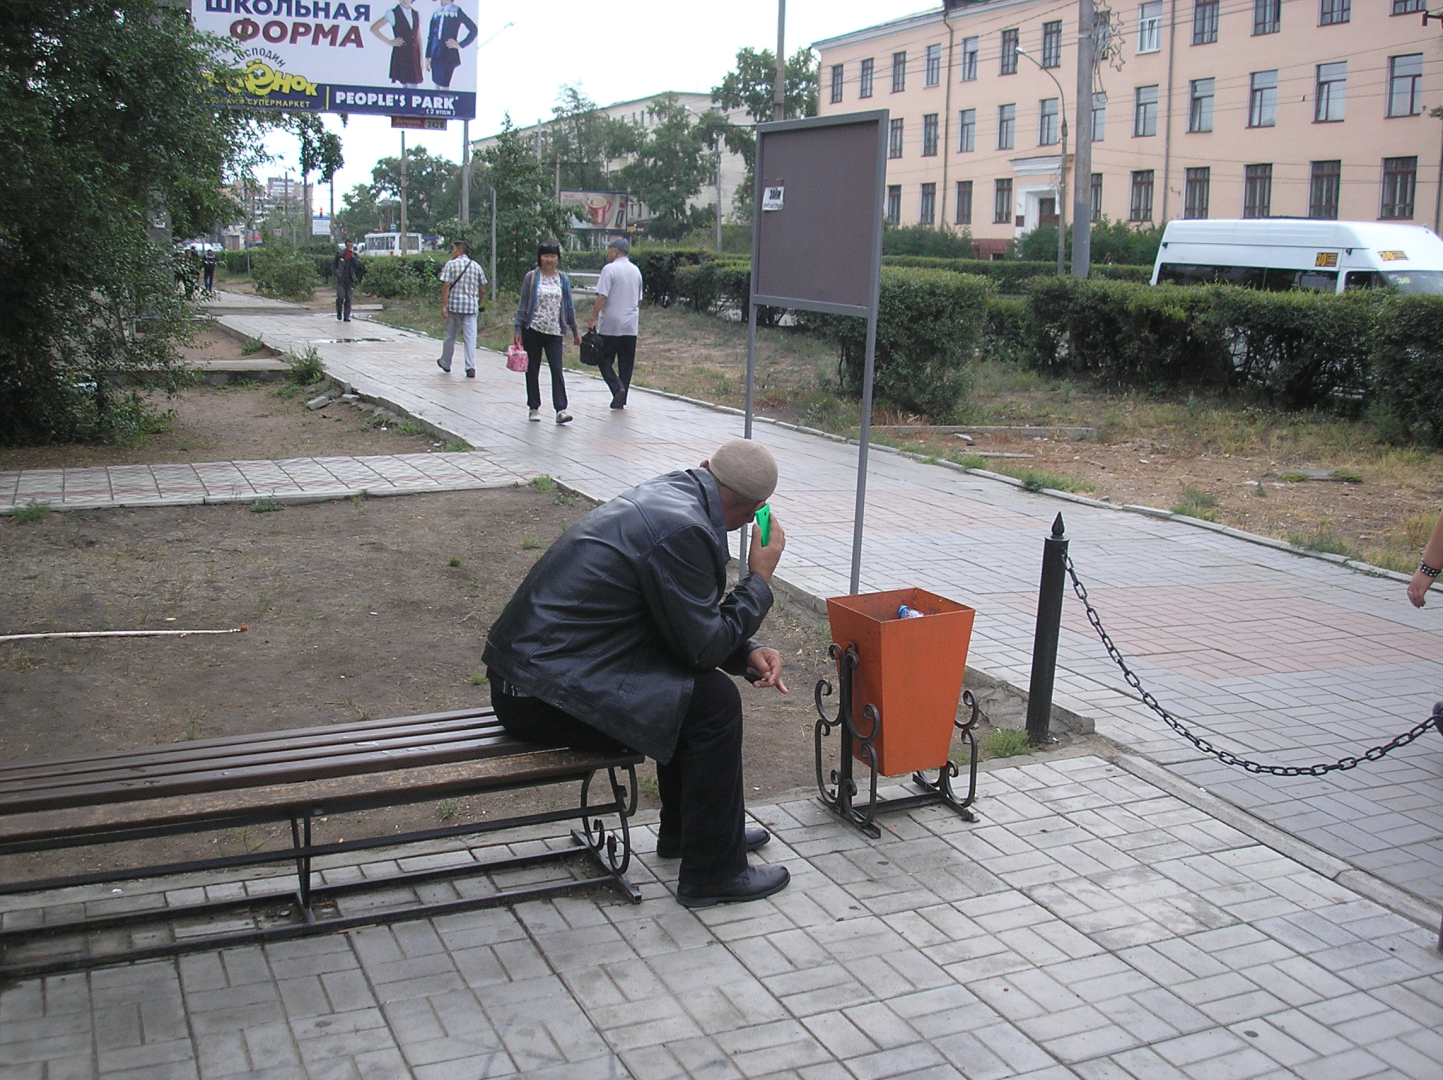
[1150,220,1443,295]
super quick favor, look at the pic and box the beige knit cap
[708,440,778,502]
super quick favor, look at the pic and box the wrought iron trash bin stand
[814,588,981,838]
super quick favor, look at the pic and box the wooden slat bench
[0,708,644,979]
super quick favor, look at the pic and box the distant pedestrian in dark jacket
[483,440,791,909]
[332,241,365,322]
[424,0,477,88]
[201,248,217,294]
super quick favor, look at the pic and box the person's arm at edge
[1408,511,1443,607]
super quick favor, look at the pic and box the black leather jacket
[481,468,771,762]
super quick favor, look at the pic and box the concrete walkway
[4,294,1443,1079]
[206,303,1443,919]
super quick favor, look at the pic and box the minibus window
[1345,271,1382,289]
[1297,271,1338,292]
[1383,271,1443,295]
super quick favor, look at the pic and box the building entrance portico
[1011,153,1065,237]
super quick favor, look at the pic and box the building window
[1189,78,1214,132]
[1388,55,1423,117]
[1134,85,1159,137]
[1039,98,1060,145]
[1248,70,1277,128]
[922,113,939,156]
[1253,0,1281,35]
[1382,157,1417,218]
[919,183,937,225]
[859,58,874,99]
[1092,91,1107,141]
[994,178,1014,224]
[1392,0,1425,13]
[925,44,941,87]
[956,180,973,225]
[998,103,1016,150]
[1041,20,1063,68]
[830,65,844,105]
[1138,2,1163,52]
[958,108,976,152]
[1001,29,1019,75]
[892,51,907,93]
[960,36,979,81]
[1193,0,1219,44]
[1090,173,1103,222]
[1315,62,1346,123]
[1319,0,1350,25]
[1129,170,1154,221]
[886,185,901,225]
[1184,167,1210,218]
[1244,163,1273,217]
[1309,160,1341,218]
[888,118,904,159]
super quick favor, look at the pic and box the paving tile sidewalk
[207,303,1443,918]
[4,757,1442,1079]
[0,452,532,513]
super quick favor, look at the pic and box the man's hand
[746,647,788,693]
[573,333,581,346]
[1409,570,1433,608]
[747,512,785,582]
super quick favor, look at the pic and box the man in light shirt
[588,236,644,409]
[436,239,486,377]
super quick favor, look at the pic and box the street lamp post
[1017,49,1068,277]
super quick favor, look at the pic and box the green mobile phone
[754,503,772,546]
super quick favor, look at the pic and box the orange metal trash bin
[825,587,976,777]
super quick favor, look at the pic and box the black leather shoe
[656,825,769,860]
[677,864,789,908]
[465,368,475,378]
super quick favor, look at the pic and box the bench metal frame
[814,643,980,838]
[0,712,643,980]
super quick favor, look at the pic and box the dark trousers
[336,285,353,321]
[598,334,637,404]
[522,327,567,411]
[203,265,215,292]
[490,669,747,890]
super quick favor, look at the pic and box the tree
[296,114,344,232]
[617,95,718,241]
[474,118,572,288]
[711,46,819,123]
[0,1,269,445]
[370,147,459,234]
[547,86,632,192]
[336,183,384,239]
[710,47,819,222]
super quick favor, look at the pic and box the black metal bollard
[1026,513,1068,746]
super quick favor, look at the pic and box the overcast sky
[264,0,932,216]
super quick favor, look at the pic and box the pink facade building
[814,0,1442,257]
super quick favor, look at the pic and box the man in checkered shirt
[436,240,487,377]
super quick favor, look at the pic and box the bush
[250,246,319,301]
[881,256,1151,291]
[1024,277,1225,387]
[1373,295,1443,445]
[802,268,992,420]
[883,224,975,259]
[222,250,251,274]
[359,255,444,300]
[286,345,325,386]
[629,248,711,307]
[982,297,1031,364]
[1016,218,1165,266]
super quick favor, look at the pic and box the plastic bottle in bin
[897,605,926,619]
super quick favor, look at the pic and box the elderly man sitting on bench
[482,440,790,908]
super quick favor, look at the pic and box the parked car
[1151,219,1443,295]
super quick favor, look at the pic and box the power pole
[490,186,497,289]
[460,119,471,225]
[1071,0,1095,278]
[773,0,786,121]
[399,131,409,255]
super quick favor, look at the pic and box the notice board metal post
[747,111,888,594]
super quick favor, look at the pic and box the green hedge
[359,255,445,300]
[881,255,1151,290]
[982,296,1031,365]
[800,267,993,420]
[250,247,319,301]
[1022,278,1396,411]
[1373,295,1443,444]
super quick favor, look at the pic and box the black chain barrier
[1064,554,1443,776]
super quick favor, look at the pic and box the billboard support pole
[849,311,877,596]
[489,186,497,289]
[399,131,408,254]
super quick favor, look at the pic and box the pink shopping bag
[505,343,528,372]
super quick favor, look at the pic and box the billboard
[560,191,628,231]
[193,0,477,119]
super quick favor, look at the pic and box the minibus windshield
[1383,271,1443,295]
